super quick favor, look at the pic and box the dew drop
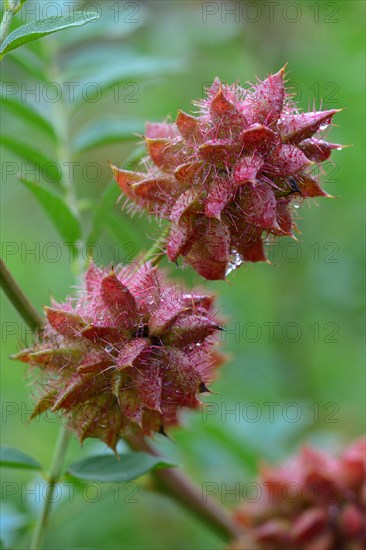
[225,250,243,276]
[105,344,114,353]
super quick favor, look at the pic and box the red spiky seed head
[230,438,366,550]
[12,262,223,451]
[112,66,343,280]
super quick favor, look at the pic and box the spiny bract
[231,438,366,550]
[13,262,223,450]
[112,66,342,280]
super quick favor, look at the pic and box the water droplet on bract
[225,250,243,276]
[293,202,300,209]
[105,344,114,353]
[319,123,329,131]
[264,236,272,246]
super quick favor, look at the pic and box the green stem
[0,0,27,45]
[30,424,71,550]
[0,9,12,44]
[0,258,43,331]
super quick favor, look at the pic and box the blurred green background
[1,0,365,548]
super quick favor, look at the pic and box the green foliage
[67,452,177,483]
[1,5,179,268]
[0,95,56,141]
[19,178,82,244]
[0,446,42,470]
[2,137,61,183]
[0,12,100,57]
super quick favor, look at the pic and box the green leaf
[73,118,145,154]
[67,452,177,483]
[1,96,56,141]
[1,135,61,183]
[19,178,82,244]
[0,446,42,470]
[0,12,101,57]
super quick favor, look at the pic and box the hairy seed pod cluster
[112,66,342,279]
[13,263,223,450]
[230,438,366,550]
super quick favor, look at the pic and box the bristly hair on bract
[112,65,343,280]
[12,261,224,451]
